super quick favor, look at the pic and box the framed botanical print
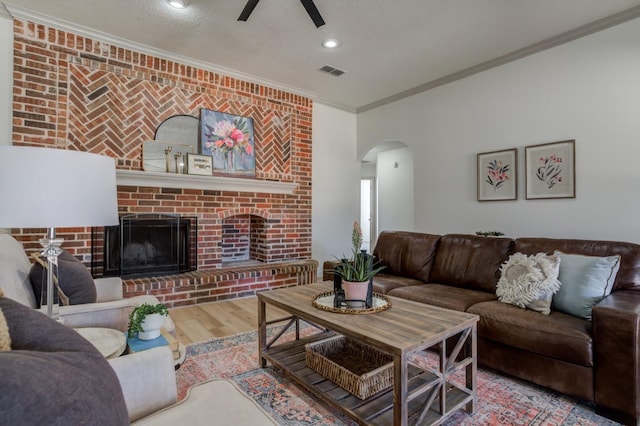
[477,148,517,201]
[525,140,575,199]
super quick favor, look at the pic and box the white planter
[138,313,165,340]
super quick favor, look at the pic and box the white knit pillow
[496,252,561,315]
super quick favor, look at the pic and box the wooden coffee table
[258,282,479,426]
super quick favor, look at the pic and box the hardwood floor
[168,296,290,344]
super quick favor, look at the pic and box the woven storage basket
[305,335,393,400]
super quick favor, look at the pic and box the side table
[74,327,127,359]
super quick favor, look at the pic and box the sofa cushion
[515,237,640,291]
[0,234,37,308]
[0,296,129,425]
[29,250,97,307]
[372,273,425,294]
[552,251,621,320]
[372,231,440,282]
[429,234,513,293]
[468,300,592,366]
[496,252,561,314]
[389,283,496,312]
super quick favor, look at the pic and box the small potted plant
[330,222,385,305]
[127,302,169,340]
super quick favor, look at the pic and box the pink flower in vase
[230,128,244,142]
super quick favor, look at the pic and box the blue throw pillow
[552,251,621,320]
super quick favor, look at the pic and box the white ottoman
[132,379,277,425]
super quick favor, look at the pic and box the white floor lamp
[0,146,119,318]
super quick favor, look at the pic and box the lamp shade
[0,146,119,228]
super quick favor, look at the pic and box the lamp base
[39,229,63,320]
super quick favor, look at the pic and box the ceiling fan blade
[238,0,260,22]
[299,0,325,28]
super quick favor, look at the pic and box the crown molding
[4,3,318,102]
[0,3,11,19]
[357,5,640,114]
[313,99,356,114]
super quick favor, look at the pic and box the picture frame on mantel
[525,140,575,200]
[199,108,256,178]
[187,153,213,176]
[477,148,517,201]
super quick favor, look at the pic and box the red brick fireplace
[10,19,316,307]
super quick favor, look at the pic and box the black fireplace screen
[92,214,197,278]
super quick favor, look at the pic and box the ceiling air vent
[319,65,345,77]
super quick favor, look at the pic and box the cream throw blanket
[0,289,11,350]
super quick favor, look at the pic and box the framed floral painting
[199,108,255,177]
[525,140,575,199]
[477,148,517,201]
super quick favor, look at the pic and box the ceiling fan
[238,0,326,28]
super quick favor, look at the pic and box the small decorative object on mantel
[174,152,185,174]
[142,141,194,173]
[127,302,169,340]
[154,114,199,154]
[328,222,385,309]
[186,153,213,176]
[165,146,173,172]
[199,108,255,178]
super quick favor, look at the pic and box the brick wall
[11,19,314,305]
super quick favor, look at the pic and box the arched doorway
[360,140,414,250]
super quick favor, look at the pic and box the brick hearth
[123,260,318,307]
[11,19,314,306]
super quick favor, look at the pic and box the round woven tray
[312,291,391,314]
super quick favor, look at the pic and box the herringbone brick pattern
[254,109,291,175]
[68,65,292,175]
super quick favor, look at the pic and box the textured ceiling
[3,0,640,111]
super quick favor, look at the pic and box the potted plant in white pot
[330,222,385,306]
[127,302,169,340]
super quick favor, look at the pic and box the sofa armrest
[94,276,124,302]
[109,346,178,423]
[322,260,340,282]
[592,290,640,425]
[59,301,136,330]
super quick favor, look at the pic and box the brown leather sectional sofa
[323,231,640,425]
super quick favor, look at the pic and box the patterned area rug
[176,325,620,426]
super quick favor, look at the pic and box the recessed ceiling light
[322,39,340,49]
[167,0,186,9]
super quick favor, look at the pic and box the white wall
[376,147,414,232]
[0,12,12,146]
[312,103,359,272]
[357,17,640,243]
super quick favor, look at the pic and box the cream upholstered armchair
[0,232,174,333]
[0,231,277,424]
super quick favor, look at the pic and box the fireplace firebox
[93,214,197,278]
